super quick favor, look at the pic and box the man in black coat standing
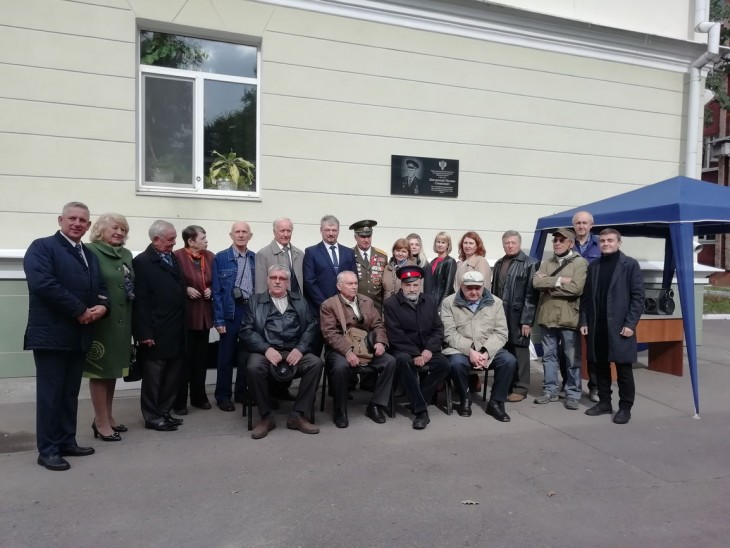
[491,230,538,402]
[133,220,187,431]
[384,266,450,430]
[24,202,109,471]
[580,228,644,424]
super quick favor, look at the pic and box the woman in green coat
[84,213,134,441]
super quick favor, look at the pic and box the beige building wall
[0,0,700,375]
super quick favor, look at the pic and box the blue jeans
[540,327,581,400]
[215,302,248,403]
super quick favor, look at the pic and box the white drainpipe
[685,1,721,177]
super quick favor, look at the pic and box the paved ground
[1,320,729,548]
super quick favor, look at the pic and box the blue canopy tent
[529,176,730,417]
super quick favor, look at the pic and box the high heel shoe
[111,424,128,433]
[92,422,121,442]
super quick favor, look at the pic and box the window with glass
[139,31,259,196]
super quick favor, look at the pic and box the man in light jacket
[441,271,517,422]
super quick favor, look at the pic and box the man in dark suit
[580,228,644,424]
[24,201,109,471]
[133,220,187,431]
[303,214,357,314]
[401,159,424,194]
[384,266,450,430]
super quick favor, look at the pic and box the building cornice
[257,0,706,72]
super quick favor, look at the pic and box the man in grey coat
[255,217,303,294]
[580,228,644,424]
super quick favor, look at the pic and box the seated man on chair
[384,266,450,430]
[441,271,517,422]
[320,271,396,428]
[241,265,323,439]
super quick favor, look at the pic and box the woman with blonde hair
[84,213,134,441]
[406,232,432,293]
[454,231,492,291]
[430,231,456,307]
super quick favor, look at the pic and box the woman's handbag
[123,343,142,382]
[334,298,374,364]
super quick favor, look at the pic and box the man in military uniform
[401,159,424,194]
[350,220,388,314]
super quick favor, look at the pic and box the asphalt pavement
[1,320,729,548]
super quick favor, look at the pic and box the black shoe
[334,409,349,428]
[173,408,188,416]
[486,401,511,422]
[365,403,386,424]
[217,400,235,412]
[613,409,631,424]
[412,411,430,430]
[457,399,472,418]
[92,422,121,442]
[59,444,95,457]
[585,403,613,416]
[191,401,212,410]
[164,414,183,426]
[145,420,177,431]
[111,424,128,433]
[37,454,70,471]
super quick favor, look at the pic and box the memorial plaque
[390,155,459,198]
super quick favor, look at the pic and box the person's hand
[413,356,425,367]
[203,288,212,300]
[89,305,107,322]
[216,326,226,334]
[187,287,202,299]
[620,327,634,337]
[521,325,531,337]
[265,347,282,365]
[536,272,546,278]
[77,309,94,325]
[345,350,360,367]
[559,276,572,284]
[286,348,303,366]
[421,349,433,364]
[469,348,486,368]
[580,326,588,336]
[374,342,385,357]
[139,339,155,347]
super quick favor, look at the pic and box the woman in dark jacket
[173,225,215,413]
[429,231,456,308]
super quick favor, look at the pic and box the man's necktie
[283,245,300,293]
[161,253,173,266]
[363,251,368,264]
[330,245,339,272]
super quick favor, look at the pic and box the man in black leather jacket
[241,265,323,439]
[490,231,538,402]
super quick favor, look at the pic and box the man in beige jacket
[441,271,517,422]
[533,228,588,411]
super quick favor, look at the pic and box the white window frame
[137,38,261,200]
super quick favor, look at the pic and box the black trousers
[141,356,183,423]
[34,350,84,457]
[247,351,323,419]
[392,351,450,415]
[325,351,396,412]
[505,342,530,395]
[448,348,516,403]
[592,322,634,410]
[175,329,210,409]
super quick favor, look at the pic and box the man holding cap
[441,271,517,422]
[241,265,322,439]
[350,219,388,313]
[384,265,450,429]
[533,228,587,410]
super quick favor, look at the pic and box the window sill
[136,187,261,202]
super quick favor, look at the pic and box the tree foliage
[706,1,730,124]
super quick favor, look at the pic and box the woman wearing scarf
[173,225,215,413]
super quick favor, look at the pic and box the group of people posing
[24,204,644,470]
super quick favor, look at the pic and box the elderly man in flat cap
[441,271,517,422]
[350,220,388,314]
[533,228,587,411]
[384,265,450,429]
